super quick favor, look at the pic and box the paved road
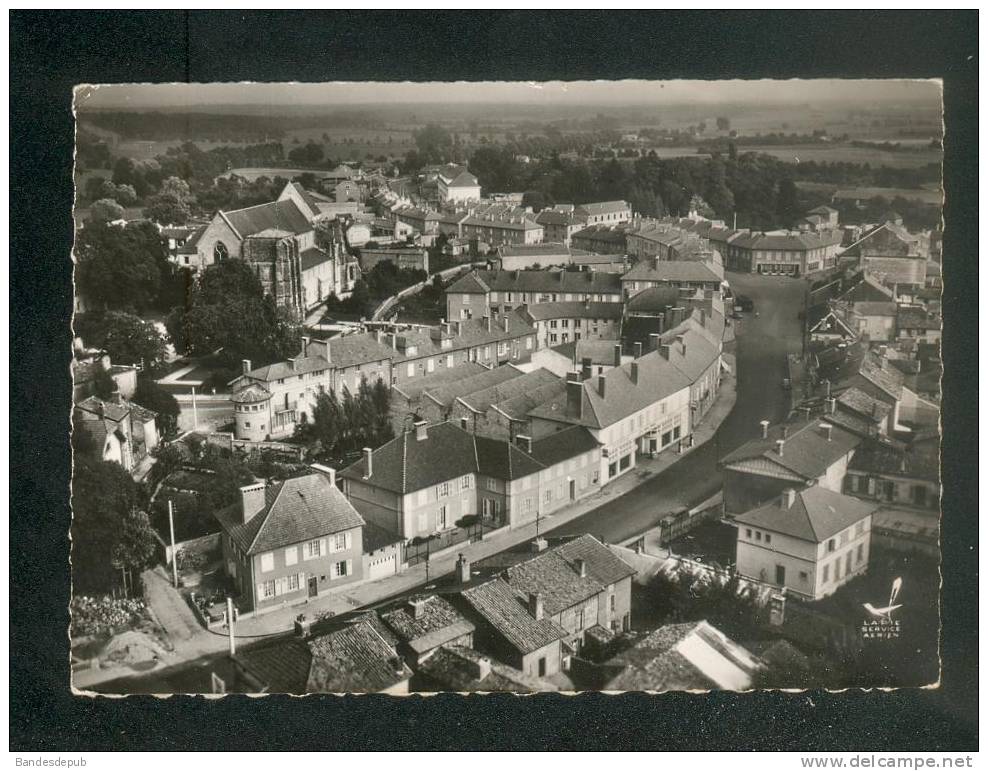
[176,400,234,433]
[548,272,808,544]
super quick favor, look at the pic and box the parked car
[736,295,754,312]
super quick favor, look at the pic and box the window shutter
[256,583,264,601]
[319,538,327,556]
[344,531,352,550]
[346,559,353,576]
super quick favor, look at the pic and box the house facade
[73,394,159,472]
[620,259,724,299]
[215,472,366,615]
[734,487,877,600]
[520,301,624,349]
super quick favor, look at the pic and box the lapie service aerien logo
[861,577,903,640]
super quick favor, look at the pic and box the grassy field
[796,180,943,205]
[745,143,941,168]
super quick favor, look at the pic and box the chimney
[775,439,785,457]
[781,488,797,509]
[516,434,533,453]
[823,379,832,398]
[242,359,252,374]
[630,361,639,384]
[294,614,312,638]
[301,336,311,356]
[820,422,833,441]
[676,334,686,356]
[110,389,123,405]
[575,558,587,578]
[781,425,789,439]
[310,463,337,487]
[485,316,492,333]
[565,376,584,419]
[698,308,706,327]
[527,592,544,621]
[502,316,509,332]
[649,333,662,352]
[597,375,606,399]
[530,537,548,553]
[408,597,428,620]
[456,553,471,584]
[467,655,492,682]
[414,420,428,441]
[362,447,373,478]
[654,256,661,270]
[659,343,671,361]
[613,343,622,368]
[633,341,643,359]
[799,406,811,420]
[580,356,592,382]
[239,482,267,524]
[760,419,770,439]
[827,397,837,414]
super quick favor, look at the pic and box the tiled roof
[306,621,411,693]
[503,548,604,617]
[527,426,600,468]
[388,311,536,363]
[231,383,273,404]
[300,246,333,271]
[521,301,624,322]
[549,339,624,367]
[220,199,312,239]
[417,645,557,692]
[445,170,480,188]
[474,434,545,481]
[534,210,585,226]
[215,473,365,555]
[459,579,567,654]
[605,621,761,691]
[289,182,323,219]
[554,534,636,587]
[853,301,897,317]
[527,348,693,430]
[379,595,476,655]
[242,355,332,383]
[839,274,895,303]
[499,242,571,257]
[834,348,905,400]
[575,200,630,216]
[233,638,312,692]
[626,286,683,313]
[570,225,630,244]
[393,361,487,401]
[447,269,622,296]
[456,368,561,414]
[720,416,861,481]
[622,260,723,284]
[897,305,941,330]
[848,440,939,483]
[444,271,490,294]
[837,387,892,422]
[734,486,878,543]
[75,395,131,423]
[729,230,843,250]
[423,365,525,411]
[487,378,567,422]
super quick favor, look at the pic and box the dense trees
[165,260,301,368]
[287,141,324,166]
[88,198,125,223]
[297,377,393,459]
[413,124,455,166]
[134,377,181,438]
[74,221,172,312]
[75,311,169,371]
[71,456,158,595]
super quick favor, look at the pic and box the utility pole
[168,499,179,589]
[191,386,199,431]
[227,597,236,656]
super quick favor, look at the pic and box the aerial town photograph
[67,78,944,695]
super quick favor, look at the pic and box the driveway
[548,272,808,544]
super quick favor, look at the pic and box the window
[287,574,300,591]
[822,564,830,583]
[438,482,451,497]
[592,470,600,484]
[333,560,350,579]
[461,475,471,490]
[305,540,322,559]
[245,422,251,428]
[523,498,533,512]
[799,571,809,582]
[261,580,276,599]
[332,532,349,552]
[543,489,552,504]
[755,531,762,541]
[765,534,772,544]
[285,547,298,566]
[260,553,274,573]
[427,358,435,373]
[406,362,415,377]
[486,478,497,491]
[746,528,752,538]
[437,505,448,529]
[857,543,864,563]
[827,539,836,553]
[610,594,616,612]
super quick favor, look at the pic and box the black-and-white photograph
[67,78,944,696]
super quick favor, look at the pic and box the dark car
[736,295,754,312]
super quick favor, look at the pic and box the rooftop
[220,199,312,240]
[215,473,365,555]
[379,595,476,655]
[622,260,723,284]
[459,579,568,655]
[734,485,878,543]
[521,301,624,323]
[848,440,939,483]
[417,645,558,692]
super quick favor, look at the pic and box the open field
[796,180,943,205]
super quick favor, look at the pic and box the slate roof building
[734,486,878,600]
[519,300,625,350]
[722,230,843,276]
[339,419,603,540]
[604,621,763,691]
[73,393,159,473]
[438,165,481,203]
[720,415,862,515]
[621,259,724,299]
[573,200,632,226]
[415,644,559,692]
[214,619,411,694]
[214,471,366,614]
[379,594,476,666]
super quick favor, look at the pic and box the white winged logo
[863,577,903,621]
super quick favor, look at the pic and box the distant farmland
[796,181,943,206]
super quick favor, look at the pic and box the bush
[70,595,148,637]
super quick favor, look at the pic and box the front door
[775,565,786,586]
[569,479,576,501]
[308,576,318,598]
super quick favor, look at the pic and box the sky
[76,79,941,111]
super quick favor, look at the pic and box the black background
[9,10,979,751]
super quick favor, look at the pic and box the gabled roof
[240,355,332,383]
[527,426,601,467]
[720,416,862,481]
[447,269,622,296]
[220,199,312,240]
[553,534,637,587]
[457,368,561,414]
[459,579,568,655]
[897,305,941,331]
[445,170,480,188]
[734,486,878,543]
[300,246,333,272]
[622,260,723,284]
[837,387,892,423]
[423,365,525,411]
[474,434,545,481]
[379,595,476,655]
[498,242,571,257]
[834,348,905,401]
[848,440,939,483]
[626,285,683,313]
[393,361,488,402]
[521,301,624,322]
[853,301,897,317]
[574,200,630,216]
[549,339,624,367]
[288,182,323,219]
[215,473,365,555]
[305,621,411,693]
[605,621,761,691]
[728,230,843,250]
[417,645,557,692]
[75,395,131,423]
[839,273,895,303]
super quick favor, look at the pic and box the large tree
[165,259,301,367]
[414,124,454,165]
[74,221,169,313]
[71,456,157,594]
[76,310,169,370]
[134,376,180,437]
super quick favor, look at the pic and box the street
[548,272,808,543]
